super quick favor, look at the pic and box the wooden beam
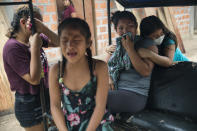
[91,0,98,55]
[168,7,186,53]
[163,7,185,53]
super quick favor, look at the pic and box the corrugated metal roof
[116,0,197,8]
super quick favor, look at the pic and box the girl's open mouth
[67,52,77,57]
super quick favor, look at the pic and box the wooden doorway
[55,0,97,55]
[0,7,14,112]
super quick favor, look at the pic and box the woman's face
[19,18,32,38]
[63,0,70,7]
[116,18,137,37]
[148,28,164,40]
[22,13,43,38]
[60,28,89,63]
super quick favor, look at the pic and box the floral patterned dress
[59,76,114,131]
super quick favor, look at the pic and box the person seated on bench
[138,15,189,67]
[106,11,158,114]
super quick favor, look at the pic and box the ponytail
[6,27,17,38]
[61,55,67,78]
[86,48,93,81]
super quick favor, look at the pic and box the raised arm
[71,12,77,18]
[21,33,42,85]
[138,44,175,67]
[86,61,109,131]
[104,44,116,62]
[34,18,59,47]
[49,64,68,131]
[122,35,157,77]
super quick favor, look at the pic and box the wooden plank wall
[0,8,14,112]
[55,0,97,55]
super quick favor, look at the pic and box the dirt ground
[0,36,197,131]
[0,113,24,131]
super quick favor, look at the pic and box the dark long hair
[69,0,74,7]
[58,18,93,79]
[6,5,42,38]
[6,5,30,38]
[140,15,177,48]
[111,11,138,31]
[63,0,74,8]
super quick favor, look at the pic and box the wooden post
[168,7,185,53]
[164,7,186,53]
[91,0,98,55]
[55,0,97,55]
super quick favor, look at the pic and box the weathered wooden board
[0,7,14,112]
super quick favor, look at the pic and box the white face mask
[154,35,165,45]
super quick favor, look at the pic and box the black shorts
[14,92,43,127]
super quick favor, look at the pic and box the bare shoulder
[92,58,108,75]
[49,63,59,77]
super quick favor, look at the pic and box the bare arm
[109,76,114,90]
[138,45,175,67]
[86,61,109,131]
[104,44,116,62]
[34,18,59,47]
[123,35,157,77]
[49,64,68,131]
[105,53,112,63]
[71,12,77,18]
[21,33,42,85]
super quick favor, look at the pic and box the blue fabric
[161,37,189,62]
[174,48,189,61]
[162,38,175,46]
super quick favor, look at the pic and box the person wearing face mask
[138,15,189,67]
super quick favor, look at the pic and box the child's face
[60,28,89,63]
[63,0,70,7]
[116,18,137,37]
[148,29,163,40]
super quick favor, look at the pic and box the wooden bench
[114,61,197,131]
